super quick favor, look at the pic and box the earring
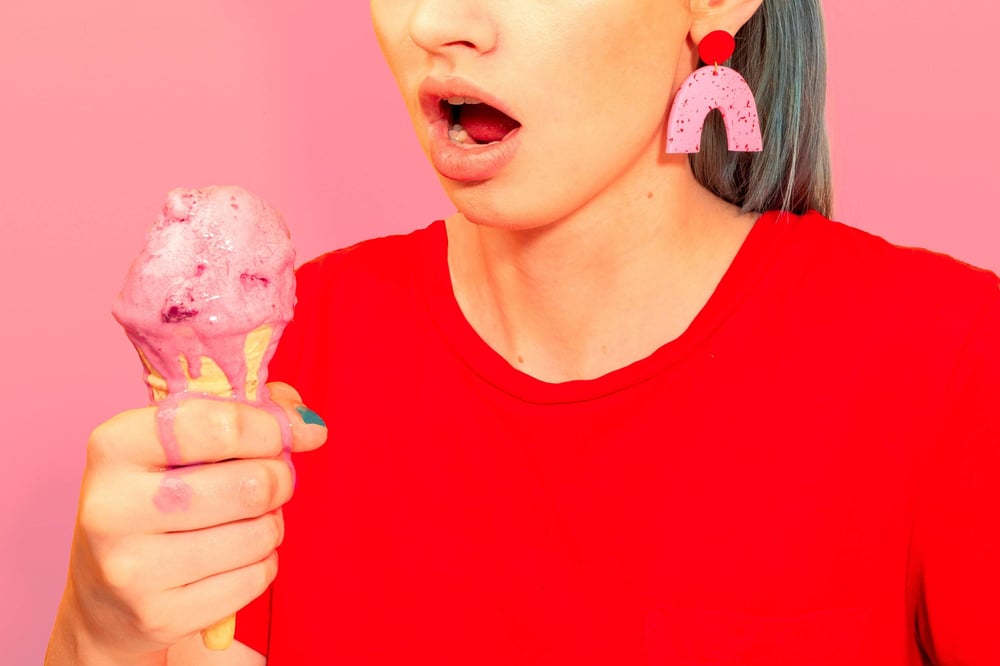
[665,30,763,154]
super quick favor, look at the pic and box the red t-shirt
[235,210,1000,664]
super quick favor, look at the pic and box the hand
[46,382,327,665]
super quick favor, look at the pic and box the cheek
[538,40,678,160]
[565,15,683,118]
[369,0,389,47]
[369,0,410,73]
[369,3,420,117]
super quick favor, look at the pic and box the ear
[689,0,764,44]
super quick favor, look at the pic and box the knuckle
[86,421,117,464]
[132,602,174,645]
[273,510,286,548]
[77,482,116,539]
[246,513,282,557]
[238,463,278,514]
[243,553,278,600]
[274,466,294,505]
[262,551,280,587]
[87,407,152,465]
[203,401,243,458]
[101,545,141,593]
[253,513,282,553]
[264,511,284,550]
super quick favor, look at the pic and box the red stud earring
[665,29,763,154]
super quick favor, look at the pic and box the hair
[690,0,833,217]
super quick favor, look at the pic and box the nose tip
[407,1,497,56]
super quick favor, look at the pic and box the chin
[439,178,572,232]
[452,196,556,232]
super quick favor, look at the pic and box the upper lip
[418,76,521,127]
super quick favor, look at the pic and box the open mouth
[442,97,522,146]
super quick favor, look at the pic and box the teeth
[448,123,472,143]
[447,96,483,105]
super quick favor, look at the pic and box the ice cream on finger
[112,185,296,650]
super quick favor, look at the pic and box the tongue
[460,104,520,143]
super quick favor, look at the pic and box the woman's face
[370,0,696,230]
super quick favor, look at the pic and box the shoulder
[783,210,999,323]
[282,219,445,340]
[295,221,444,298]
[790,211,997,285]
[267,221,445,396]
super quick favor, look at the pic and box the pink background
[1,1,997,660]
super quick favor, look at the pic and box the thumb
[266,381,328,453]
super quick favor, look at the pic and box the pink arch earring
[665,30,763,153]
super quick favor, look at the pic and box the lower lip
[426,117,522,183]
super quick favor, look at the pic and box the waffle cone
[141,323,274,650]
[139,324,273,402]
[200,613,237,651]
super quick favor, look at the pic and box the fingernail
[295,405,326,427]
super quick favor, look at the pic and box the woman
[47,0,1000,664]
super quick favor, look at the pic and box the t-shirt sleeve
[915,277,1000,664]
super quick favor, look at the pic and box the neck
[446,166,757,383]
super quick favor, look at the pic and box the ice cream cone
[114,185,296,653]
[201,614,238,652]
[138,322,274,651]
[138,323,274,403]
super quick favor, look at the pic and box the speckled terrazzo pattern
[666,66,763,153]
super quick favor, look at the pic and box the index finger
[91,399,284,469]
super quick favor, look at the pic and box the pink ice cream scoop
[112,185,296,650]
[113,185,296,403]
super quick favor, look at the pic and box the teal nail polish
[295,405,326,427]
